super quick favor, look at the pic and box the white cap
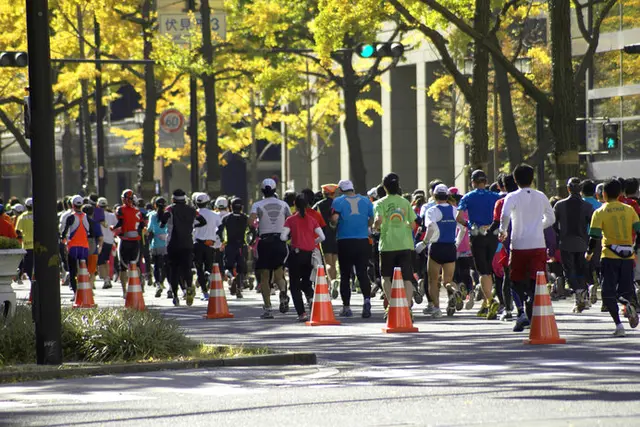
[195,193,211,205]
[261,178,277,190]
[24,198,33,208]
[71,195,84,207]
[97,197,108,207]
[191,192,203,203]
[338,179,354,192]
[433,184,450,195]
[215,196,228,209]
[13,204,25,213]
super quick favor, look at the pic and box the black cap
[471,169,487,182]
[383,172,400,187]
[567,177,582,193]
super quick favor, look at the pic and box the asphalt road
[2,279,640,426]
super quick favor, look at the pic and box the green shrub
[0,237,22,250]
[1,306,198,365]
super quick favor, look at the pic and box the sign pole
[26,0,63,365]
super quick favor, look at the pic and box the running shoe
[279,293,290,314]
[413,290,424,305]
[167,289,173,299]
[465,292,475,310]
[339,306,353,317]
[200,292,210,301]
[331,280,339,299]
[459,284,468,300]
[513,313,530,332]
[236,291,244,299]
[362,301,372,318]
[297,313,309,322]
[487,300,500,320]
[155,285,162,298]
[454,291,464,311]
[423,302,435,315]
[186,286,195,306]
[476,301,488,318]
[601,303,607,312]
[172,296,180,306]
[623,301,639,329]
[474,285,483,301]
[260,308,274,319]
[431,307,443,318]
[613,324,626,337]
[499,310,513,321]
[102,279,112,290]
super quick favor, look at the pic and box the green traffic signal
[602,122,619,150]
[607,137,616,149]
[356,43,404,59]
[358,44,375,58]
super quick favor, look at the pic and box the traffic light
[624,44,640,54]
[0,51,28,67]
[355,43,404,58]
[603,122,619,150]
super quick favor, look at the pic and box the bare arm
[456,210,467,226]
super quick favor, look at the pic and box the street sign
[159,109,185,149]
[586,122,599,151]
[159,12,226,44]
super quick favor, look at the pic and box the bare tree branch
[574,0,617,86]
[490,0,525,36]
[572,0,593,44]
[0,108,30,157]
[158,73,185,96]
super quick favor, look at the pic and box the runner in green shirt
[374,173,417,315]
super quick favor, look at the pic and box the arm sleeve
[194,212,207,228]
[458,195,468,212]
[280,226,290,242]
[499,194,514,233]
[314,227,325,243]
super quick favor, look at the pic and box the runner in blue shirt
[456,169,501,319]
[331,179,374,318]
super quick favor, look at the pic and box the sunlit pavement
[3,279,640,426]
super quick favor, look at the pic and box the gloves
[415,241,426,254]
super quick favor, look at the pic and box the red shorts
[509,248,547,283]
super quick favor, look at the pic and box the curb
[0,352,317,384]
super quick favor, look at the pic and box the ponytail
[294,194,308,218]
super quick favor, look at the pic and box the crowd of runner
[8,163,640,335]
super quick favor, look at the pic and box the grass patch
[0,306,270,367]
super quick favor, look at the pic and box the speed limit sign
[159,109,185,134]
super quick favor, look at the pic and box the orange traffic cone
[74,260,96,308]
[306,265,340,326]
[383,267,418,333]
[525,271,566,345]
[203,264,234,319]
[125,262,146,311]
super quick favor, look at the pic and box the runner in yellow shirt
[16,198,34,281]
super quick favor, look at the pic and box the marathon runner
[218,197,252,299]
[499,164,555,332]
[587,178,640,336]
[581,179,603,305]
[331,179,374,318]
[250,178,292,319]
[553,178,594,313]
[374,173,417,319]
[313,184,340,297]
[60,195,90,301]
[456,170,501,319]
[160,189,207,306]
[111,189,146,298]
[147,197,169,298]
[193,193,222,301]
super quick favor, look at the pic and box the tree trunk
[139,0,156,200]
[341,53,367,193]
[468,0,491,172]
[249,90,259,202]
[550,0,580,196]
[201,0,221,197]
[491,36,522,169]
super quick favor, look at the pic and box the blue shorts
[68,246,89,261]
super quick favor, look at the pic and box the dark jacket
[160,202,206,250]
[553,194,594,252]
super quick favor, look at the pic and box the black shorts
[224,243,247,274]
[98,243,112,265]
[321,228,338,254]
[429,242,457,265]
[119,240,140,269]
[255,235,288,271]
[470,234,499,275]
[380,250,414,280]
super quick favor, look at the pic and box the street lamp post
[26,0,62,365]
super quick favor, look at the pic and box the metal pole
[95,16,106,195]
[188,0,198,193]
[26,0,62,365]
